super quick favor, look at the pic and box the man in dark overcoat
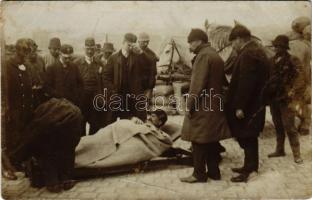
[103,33,150,121]
[138,32,159,102]
[44,44,84,108]
[2,38,34,180]
[226,25,270,182]
[75,38,111,135]
[180,29,231,183]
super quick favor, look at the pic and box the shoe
[231,173,249,183]
[299,128,309,136]
[268,151,286,158]
[180,175,207,183]
[207,173,221,180]
[294,157,303,164]
[231,167,246,174]
[46,184,63,193]
[63,180,77,191]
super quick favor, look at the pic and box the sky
[2,1,311,52]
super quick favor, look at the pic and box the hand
[144,89,153,100]
[235,109,245,119]
[131,44,143,54]
[131,117,144,124]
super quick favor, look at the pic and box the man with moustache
[180,29,231,183]
[103,33,150,121]
[75,38,109,135]
[44,37,61,69]
[138,32,159,102]
[226,25,270,182]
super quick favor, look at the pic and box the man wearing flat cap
[266,35,305,164]
[225,25,270,182]
[44,37,61,69]
[44,44,83,108]
[103,33,150,121]
[75,37,109,135]
[138,32,159,103]
[180,28,231,183]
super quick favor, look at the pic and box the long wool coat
[225,41,270,138]
[181,44,231,144]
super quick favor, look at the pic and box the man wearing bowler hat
[226,25,270,182]
[44,44,83,108]
[267,35,304,164]
[138,32,159,102]
[44,37,61,69]
[103,33,150,121]
[75,38,109,135]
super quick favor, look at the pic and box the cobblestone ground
[2,115,312,199]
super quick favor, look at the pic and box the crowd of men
[2,32,158,192]
[1,23,310,193]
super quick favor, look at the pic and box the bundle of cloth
[75,120,181,168]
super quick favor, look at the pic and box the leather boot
[268,135,285,158]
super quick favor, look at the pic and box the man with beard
[2,38,34,180]
[138,32,159,102]
[180,29,231,183]
[75,38,109,135]
[103,33,150,121]
[44,37,61,69]
[226,25,270,182]
[44,44,84,108]
[25,39,46,107]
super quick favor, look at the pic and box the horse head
[157,37,193,75]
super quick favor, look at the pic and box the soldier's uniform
[268,35,305,163]
[76,38,111,135]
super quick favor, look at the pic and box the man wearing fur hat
[267,35,305,164]
[180,28,231,183]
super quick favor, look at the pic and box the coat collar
[194,43,210,54]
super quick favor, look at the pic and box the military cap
[138,32,150,42]
[60,44,74,55]
[187,28,208,43]
[49,37,61,49]
[229,25,251,41]
[272,35,290,49]
[85,37,96,47]
[102,42,115,53]
[124,33,137,43]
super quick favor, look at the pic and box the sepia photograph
[1,1,311,199]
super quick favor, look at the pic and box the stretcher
[73,122,192,179]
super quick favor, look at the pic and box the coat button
[19,74,22,77]
[21,83,24,87]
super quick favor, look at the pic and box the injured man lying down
[75,109,174,168]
